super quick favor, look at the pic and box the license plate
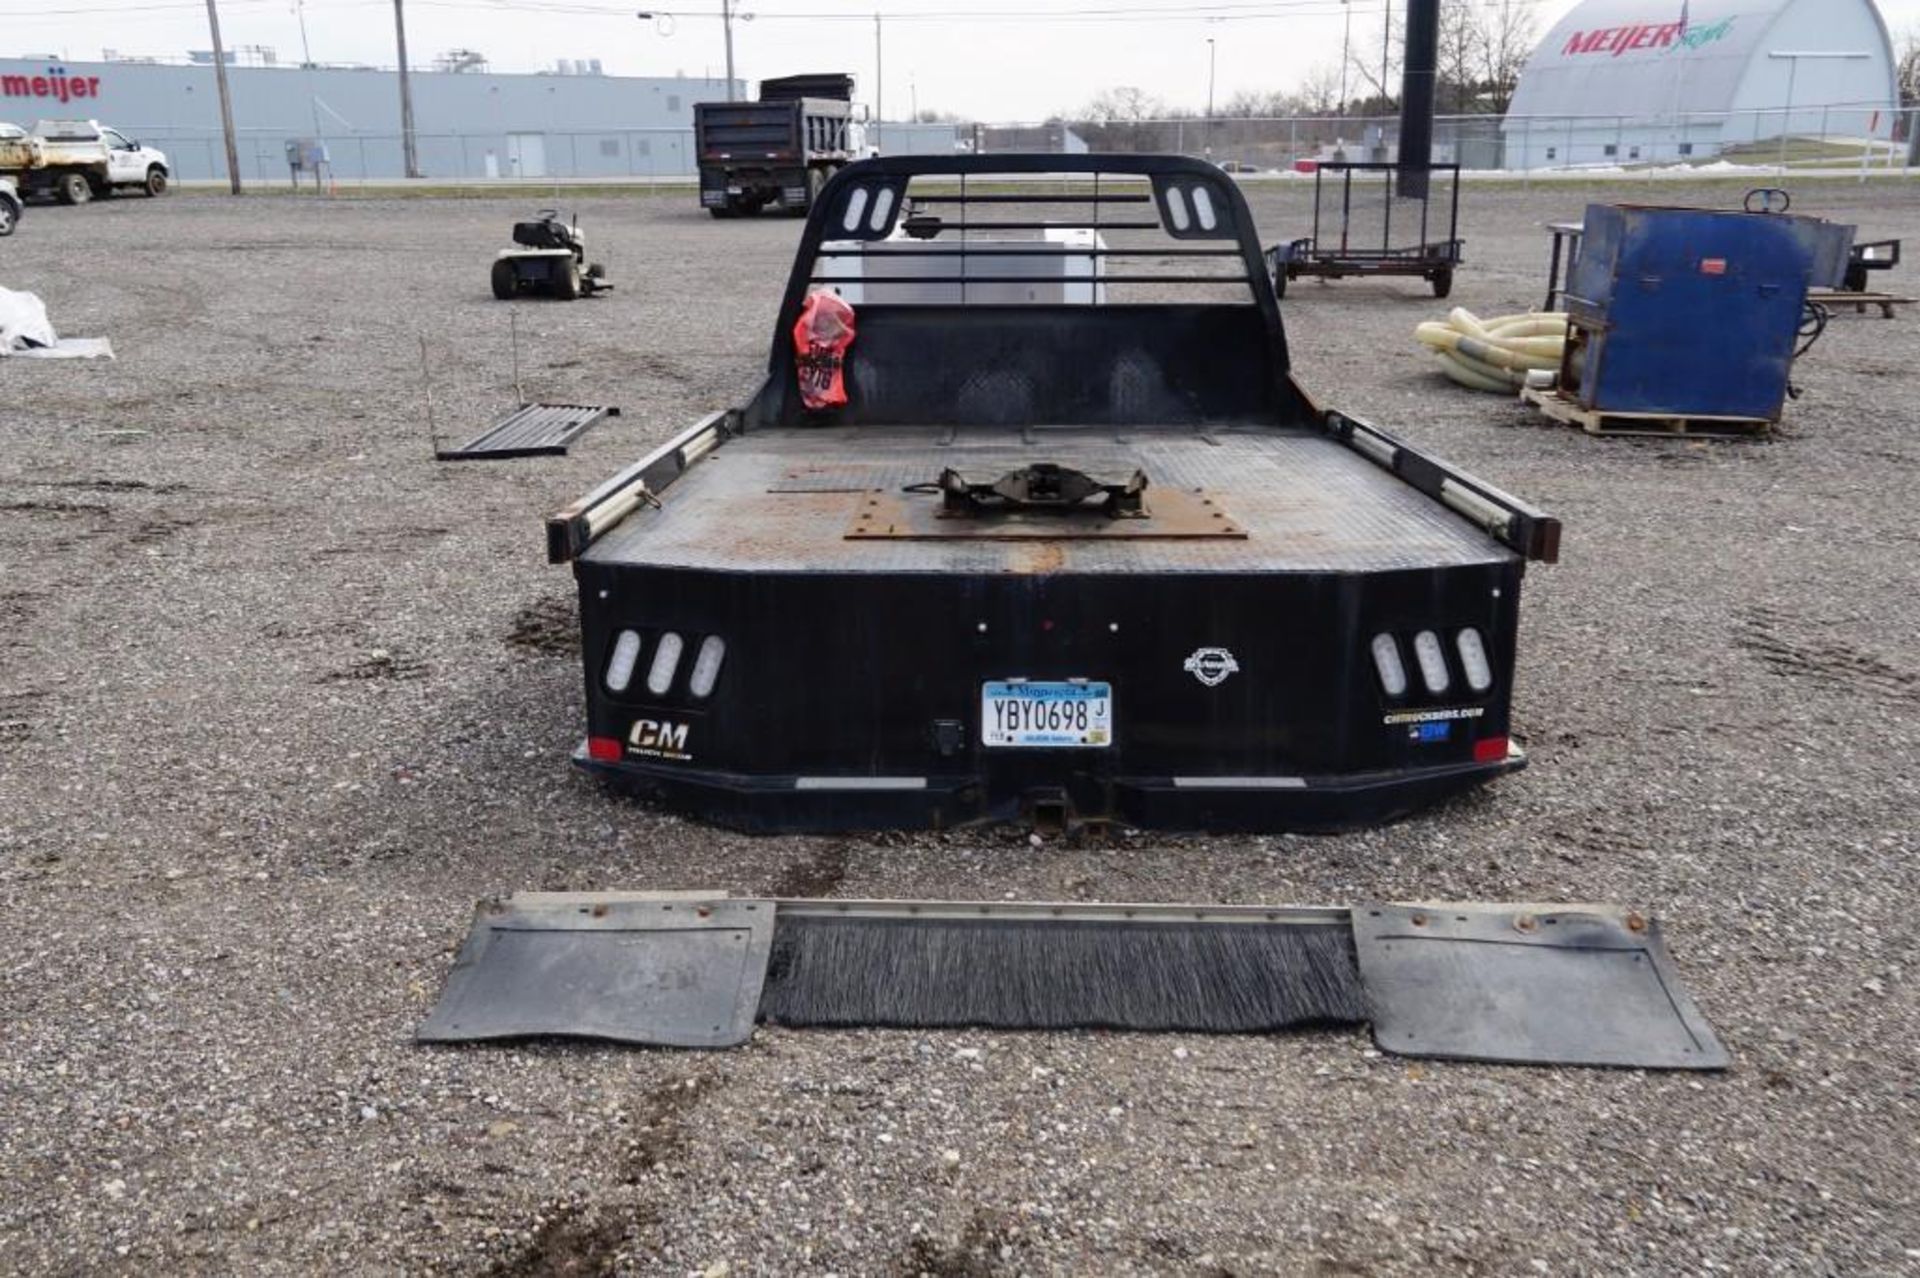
[981,680,1113,748]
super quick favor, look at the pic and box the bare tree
[1898,26,1920,106]
[1222,88,1297,118]
[1475,0,1539,114]
[1343,1,1539,116]
[1435,2,1484,114]
[1344,7,1402,109]
[1082,86,1166,125]
[1298,63,1345,117]
[1073,86,1171,151]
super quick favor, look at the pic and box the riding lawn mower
[491,210,612,301]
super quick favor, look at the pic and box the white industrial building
[0,52,962,181]
[1502,0,1899,169]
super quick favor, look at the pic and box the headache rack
[801,160,1266,305]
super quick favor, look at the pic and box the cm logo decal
[628,718,692,760]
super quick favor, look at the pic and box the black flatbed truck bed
[587,425,1506,575]
[549,155,1558,833]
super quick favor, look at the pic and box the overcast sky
[10,0,1919,122]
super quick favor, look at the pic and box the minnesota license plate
[981,681,1113,748]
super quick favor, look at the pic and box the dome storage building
[1501,0,1898,170]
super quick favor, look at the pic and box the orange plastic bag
[793,290,856,411]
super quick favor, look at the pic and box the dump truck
[0,119,169,204]
[695,73,862,218]
[547,153,1560,835]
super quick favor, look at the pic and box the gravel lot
[2,176,1917,1276]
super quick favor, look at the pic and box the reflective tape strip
[1171,776,1307,790]
[794,777,928,791]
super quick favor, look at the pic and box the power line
[15,0,279,14]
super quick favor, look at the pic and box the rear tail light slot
[1370,633,1408,697]
[689,635,727,698]
[604,629,643,693]
[1411,630,1451,695]
[646,631,685,696]
[1455,627,1493,692]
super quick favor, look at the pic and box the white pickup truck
[0,120,169,205]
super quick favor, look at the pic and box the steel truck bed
[549,154,1559,833]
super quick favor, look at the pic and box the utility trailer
[1267,161,1461,298]
[549,154,1559,834]
[695,73,861,219]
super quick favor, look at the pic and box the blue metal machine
[1560,204,1848,423]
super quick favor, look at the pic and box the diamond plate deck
[587,425,1509,574]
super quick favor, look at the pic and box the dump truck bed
[587,424,1507,575]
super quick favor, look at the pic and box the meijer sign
[1,69,104,103]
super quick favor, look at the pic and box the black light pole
[1397,0,1438,198]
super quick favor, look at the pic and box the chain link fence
[135,107,1919,185]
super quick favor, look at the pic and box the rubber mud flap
[1352,903,1729,1070]
[417,893,773,1047]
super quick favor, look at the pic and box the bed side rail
[1324,408,1561,563]
[546,409,733,564]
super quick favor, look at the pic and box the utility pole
[1204,37,1216,159]
[1339,0,1351,114]
[1381,0,1392,109]
[203,0,242,193]
[874,13,883,150]
[723,0,737,101]
[294,0,324,154]
[393,0,420,177]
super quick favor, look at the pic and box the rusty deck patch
[844,485,1245,540]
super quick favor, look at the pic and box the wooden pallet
[1519,385,1773,439]
[1808,289,1914,319]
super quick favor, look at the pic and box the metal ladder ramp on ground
[435,403,620,461]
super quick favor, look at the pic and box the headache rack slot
[813,247,1242,258]
[809,275,1250,286]
[913,220,1164,232]
[906,192,1154,205]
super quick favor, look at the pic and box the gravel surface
[2,178,1917,1276]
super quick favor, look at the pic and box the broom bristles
[757,916,1368,1032]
